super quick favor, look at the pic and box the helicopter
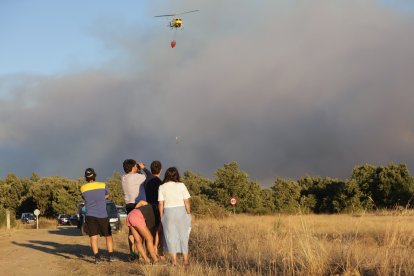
[154,10,199,30]
[154,10,199,48]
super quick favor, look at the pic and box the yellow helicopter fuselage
[170,18,183,28]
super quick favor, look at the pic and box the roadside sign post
[34,209,40,230]
[230,197,237,215]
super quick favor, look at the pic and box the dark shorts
[139,204,160,231]
[126,203,136,214]
[85,216,112,237]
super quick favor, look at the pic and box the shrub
[191,195,229,218]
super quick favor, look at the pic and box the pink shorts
[126,209,146,228]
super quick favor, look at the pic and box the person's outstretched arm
[138,162,152,176]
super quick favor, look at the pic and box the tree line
[1,162,414,225]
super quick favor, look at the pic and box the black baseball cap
[84,168,96,178]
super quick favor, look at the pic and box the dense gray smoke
[1,1,414,186]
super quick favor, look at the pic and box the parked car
[116,206,127,219]
[77,201,121,235]
[106,201,121,231]
[69,215,79,226]
[57,214,71,225]
[21,213,36,224]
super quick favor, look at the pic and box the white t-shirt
[158,181,191,208]
[122,173,146,204]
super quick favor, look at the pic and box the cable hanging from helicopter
[154,10,199,48]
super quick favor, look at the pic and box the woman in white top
[158,167,191,266]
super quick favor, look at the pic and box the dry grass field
[1,212,414,275]
[156,212,411,276]
[112,212,414,276]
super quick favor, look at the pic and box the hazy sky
[1,0,414,186]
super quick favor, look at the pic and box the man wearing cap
[81,168,116,263]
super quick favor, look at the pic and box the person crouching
[126,200,160,264]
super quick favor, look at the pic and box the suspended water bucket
[171,40,176,48]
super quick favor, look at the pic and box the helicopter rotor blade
[176,10,199,15]
[154,14,176,17]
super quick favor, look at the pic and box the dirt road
[0,226,143,276]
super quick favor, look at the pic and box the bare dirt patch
[0,226,134,276]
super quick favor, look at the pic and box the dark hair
[123,159,137,173]
[150,160,162,174]
[163,167,180,183]
[84,168,96,182]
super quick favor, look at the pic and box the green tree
[245,181,270,214]
[30,172,40,182]
[298,177,348,213]
[350,164,379,208]
[299,194,317,213]
[207,162,262,212]
[30,178,54,216]
[51,177,82,215]
[320,179,346,213]
[189,195,229,218]
[0,173,30,211]
[106,171,124,206]
[271,178,301,212]
[298,176,323,213]
[16,173,39,215]
[336,179,372,213]
[30,176,81,216]
[350,163,414,208]
[182,170,213,196]
[261,188,275,211]
[377,163,414,207]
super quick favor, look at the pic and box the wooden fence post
[6,209,10,230]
